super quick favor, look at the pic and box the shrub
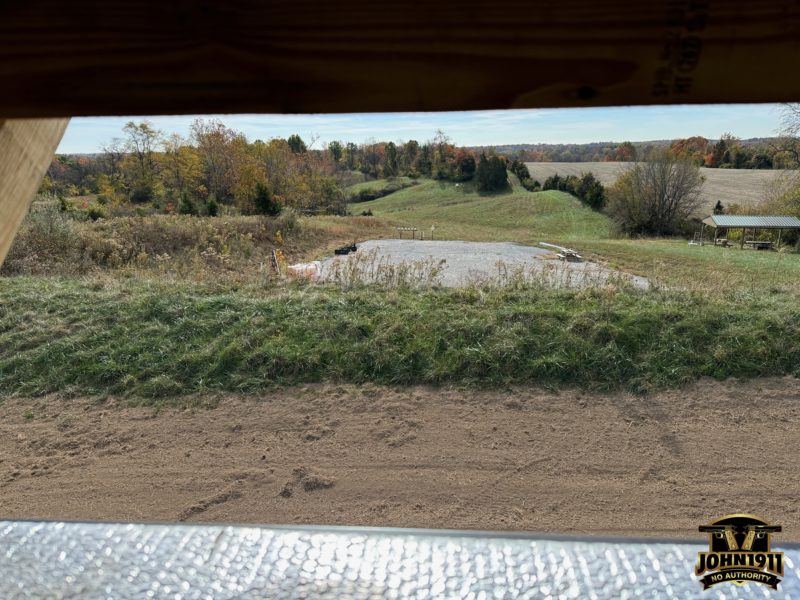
[253,183,282,216]
[508,159,536,190]
[543,174,562,191]
[575,172,605,209]
[606,151,704,235]
[130,184,155,203]
[543,172,605,209]
[1,205,83,274]
[475,154,509,193]
[87,205,106,221]
[178,195,198,216]
[206,195,220,217]
[454,152,476,181]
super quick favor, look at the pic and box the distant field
[525,162,796,213]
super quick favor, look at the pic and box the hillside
[525,162,796,213]
[354,179,612,244]
[352,177,800,293]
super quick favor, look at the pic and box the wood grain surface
[0,119,69,265]
[1,0,799,117]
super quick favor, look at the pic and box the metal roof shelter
[702,215,800,229]
[701,215,800,248]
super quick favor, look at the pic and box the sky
[58,104,784,154]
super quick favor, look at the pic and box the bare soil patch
[1,377,798,540]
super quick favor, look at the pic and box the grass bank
[1,277,798,400]
[357,180,612,243]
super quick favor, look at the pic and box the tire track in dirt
[1,378,799,539]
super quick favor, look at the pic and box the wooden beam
[1,1,800,117]
[0,119,70,265]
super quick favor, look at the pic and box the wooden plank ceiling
[1,0,799,117]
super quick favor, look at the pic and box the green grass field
[1,277,798,400]
[586,239,800,292]
[346,176,415,194]
[356,180,612,243]
[3,176,800,400]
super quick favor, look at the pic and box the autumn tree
[615,141,637,161]
[607,150,704,235]
[453,150,476,182]
[343,142,359,170]
[431,130,455,179]
[122,120,162,202]
[669,136,710,166]
[161,133,202,199]
[191,118,241,202]
[100,138,125,185]
[383,142,398,177]
[775,103,800,168]
[327,140,343,167]
[400,140,420,175]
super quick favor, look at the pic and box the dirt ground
[1,377,798,541]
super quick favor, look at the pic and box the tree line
[42,119,347,216]
[42,124,554,214]
[480,135,794,169]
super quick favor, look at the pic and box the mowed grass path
[355,180,611,244]
[587,239,800,292]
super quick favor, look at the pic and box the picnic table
[396,227,419,239]
[744,240,773,250]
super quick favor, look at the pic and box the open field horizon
[525,161,797,214]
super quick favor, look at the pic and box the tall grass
[1,205,391,283]
[1,277,798,401]
[321,248,446,289]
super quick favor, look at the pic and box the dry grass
[2,203,393,284]
[321,248,446,289]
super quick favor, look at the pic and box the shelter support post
[0,119,70,266]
